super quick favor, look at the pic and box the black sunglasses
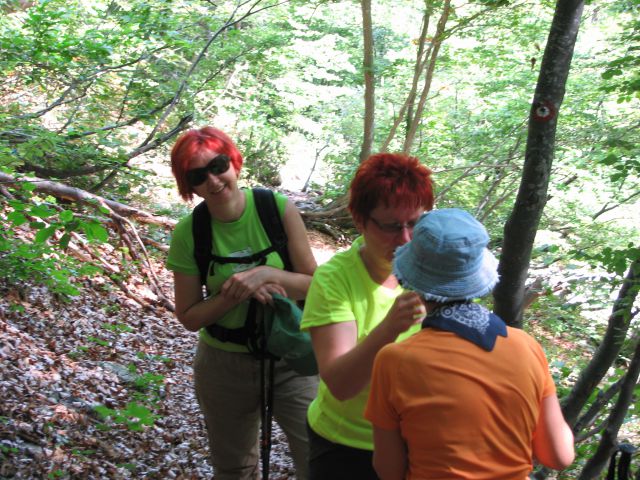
[186,154,231,187]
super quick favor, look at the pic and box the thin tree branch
[142,0,288,147]
[381,10,431,152]
[90,114,193,192]
[592,190,640,220]
[403,0,451,153]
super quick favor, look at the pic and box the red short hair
[171,127,243,201]
[348,153,434,225]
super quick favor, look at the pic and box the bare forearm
[266,267,312,300]
[533,421,575,470]
[316,292,422,401]
[532,395,576,470]
[320,320,400,400]
[176,294,240,332]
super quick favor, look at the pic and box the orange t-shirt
[365,327,555,480]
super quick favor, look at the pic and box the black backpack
[191,187,293,345]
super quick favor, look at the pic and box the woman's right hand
[381,291,425,337]
[220,266,272,302]
[310,291,425,401]
[173,271,241,331]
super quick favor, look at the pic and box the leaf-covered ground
[0,231,338,479]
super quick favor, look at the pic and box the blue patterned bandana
[421,302,507,351]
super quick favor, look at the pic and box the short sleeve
[273,191,288,217]
[534,341,557,399]
[300,263,355,330]
[166,214,200,276]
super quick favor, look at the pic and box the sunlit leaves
[1,188,110,298]
[600,15,640,102]
[572,244,640,277]
[34,225,57,243]
[81,220,109,242]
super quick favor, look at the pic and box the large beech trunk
[493,0,584,328]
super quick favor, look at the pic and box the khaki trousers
[194,339,318,479]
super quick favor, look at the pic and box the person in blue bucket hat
[365,208,575,480]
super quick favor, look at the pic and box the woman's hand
[380,291,425,337]
[253,283,287,305]
[220,265,273,302]
[310,291,425,401]
[173,272,240,332]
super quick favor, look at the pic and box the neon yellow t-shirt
[300,236,420,450]
[166,189,288,352]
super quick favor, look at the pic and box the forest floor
[0,222,339,479]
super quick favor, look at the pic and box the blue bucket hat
[393,208,499,302]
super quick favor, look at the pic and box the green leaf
[30,204,56,218]
[78,264,102,276]
[93,405,115,418]
[124,402,153,419]
[600,153,618,166]
[22,182,37,193]
[59,210,74,222]
[7,211,28,226]
[602,68,622,80]
[59,232,71,248]
[88,336,109,347]
[34,225,58,243]
[82,221,109,242]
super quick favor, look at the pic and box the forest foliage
[1,0,639,478]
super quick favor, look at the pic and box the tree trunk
[381,11,430,153]
[359,0,375,163]
[578,336,640,480]
[561,258,640,427]
[402,0,450,154]
[493,0,584,327]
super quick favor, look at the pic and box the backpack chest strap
[210,245,278,265]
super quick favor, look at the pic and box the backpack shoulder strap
[192,200,212,289]
[253,188,293,272]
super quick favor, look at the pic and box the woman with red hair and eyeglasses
[299,153,434,479]
[166,127,318,479]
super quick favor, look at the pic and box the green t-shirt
[166,189,288,352]
[300,236,420,450]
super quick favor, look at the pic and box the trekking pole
[259,298,276,480]
[260,355,275,480]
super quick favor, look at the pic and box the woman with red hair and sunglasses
[299,153,434,479]
[166,127,318,479]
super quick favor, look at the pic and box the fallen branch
[0,172,176,228]
[1,172,175,312]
